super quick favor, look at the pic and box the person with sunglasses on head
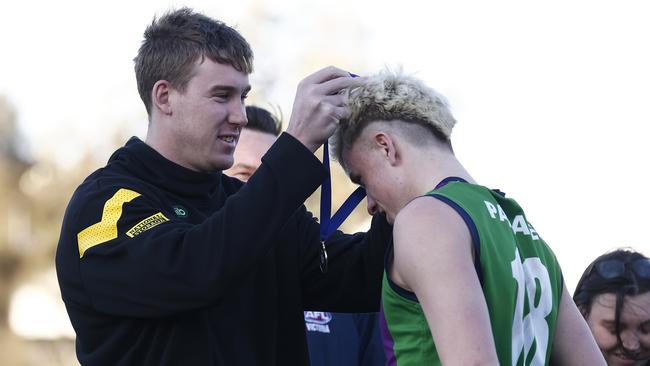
[574,248,650,366]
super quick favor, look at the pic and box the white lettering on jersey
[511,249,553,365]
[484,201,540,241]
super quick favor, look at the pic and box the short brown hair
[134,7,254,115]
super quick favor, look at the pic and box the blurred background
[1,0,649,364]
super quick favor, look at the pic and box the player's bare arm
[392,196,500,366]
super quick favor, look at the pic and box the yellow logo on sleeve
[126,212,169,238]
[77,188,141,258]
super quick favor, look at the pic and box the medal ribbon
[318,141,366,273]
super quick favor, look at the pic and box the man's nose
[621,330,641,351]
[230,102,248,126]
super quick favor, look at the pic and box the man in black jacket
[55,7,390,366]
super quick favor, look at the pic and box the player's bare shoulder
[394,195,467,245]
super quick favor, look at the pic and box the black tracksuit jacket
[55,133,391,365]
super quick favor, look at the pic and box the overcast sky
[2,0,649,293]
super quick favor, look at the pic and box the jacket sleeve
[298,211,393,312]
[66,133,325,317]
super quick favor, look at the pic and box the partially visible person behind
[223,105,281,181]
[331,69,606,365]
[225,105,385,366]
[574,248,650,366]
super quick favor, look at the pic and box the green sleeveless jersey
[380,180,563,366]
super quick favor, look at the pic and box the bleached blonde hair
[331,68,456,162]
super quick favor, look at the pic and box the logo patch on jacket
[172,205,188,218]
[126,212,169,237]
[304,311,332,333]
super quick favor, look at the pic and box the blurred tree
[0,95,96,364]
[0,95,31,364]
[0,95,30,328]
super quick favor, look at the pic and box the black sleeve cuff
[260,132,327,199]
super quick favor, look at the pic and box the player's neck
[408,150,476,196]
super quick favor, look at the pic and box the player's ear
[374,132,399,166]
[152,80,173,115]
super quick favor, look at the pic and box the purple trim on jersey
[434,176,467,189]
[379,302,397,366]
[384,241,418,302]
[386,271,419,302]
[428,194,484,286]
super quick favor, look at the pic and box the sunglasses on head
[588,258,650,281]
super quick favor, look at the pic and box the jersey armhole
[384,193,485,303]
[384,239,419,302]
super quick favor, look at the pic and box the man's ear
[374,132,400,166]
[152,80,173,115]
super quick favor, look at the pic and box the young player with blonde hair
[332,69,606,365]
